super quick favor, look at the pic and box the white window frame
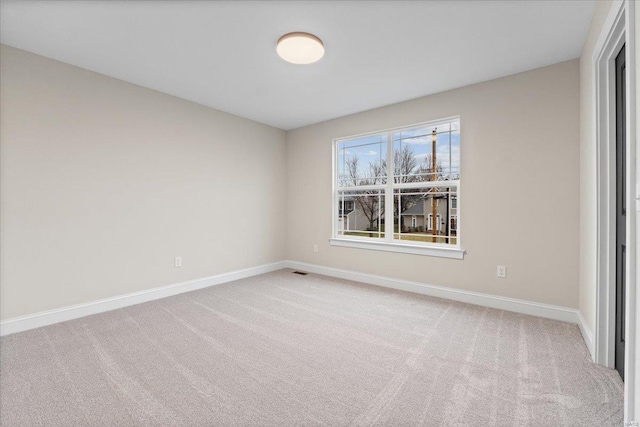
[330,117,464,260]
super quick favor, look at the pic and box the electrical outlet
[174,256,182,268]
[313,244,319,253]
[497,265,506,278]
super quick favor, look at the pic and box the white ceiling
[1,1,595,130]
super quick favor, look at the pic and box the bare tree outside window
[345,156,383,231]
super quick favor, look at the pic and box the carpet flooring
[0,269,624,426]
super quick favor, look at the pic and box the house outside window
[332,117,461,258]
[450,215,458,234]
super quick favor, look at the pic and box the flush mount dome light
[276,32,324,64]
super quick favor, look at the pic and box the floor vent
[292,271,308,276]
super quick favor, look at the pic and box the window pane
[449,130,460,180]
[392,131,431,183]
[393,119,460,183]
[337,134,387,187]
[337,190,385,239]
[393,187,458,245]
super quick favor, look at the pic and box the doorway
[593,0,638,420]
[614,44,626,381]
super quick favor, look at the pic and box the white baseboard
[0,261,287,337]
[2,258,595,359]
[576,310,595,361]
[285,260,580,324]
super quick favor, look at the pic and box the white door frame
[594,0,637,420]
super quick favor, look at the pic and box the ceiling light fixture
[276,32,324,65]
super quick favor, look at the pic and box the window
[332,117,462,259]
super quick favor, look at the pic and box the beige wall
[286,60,580,308]
[578,0,614,335]
[0,45,287,320]
[0,43,586,319]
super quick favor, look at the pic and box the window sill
[329,238,465,259]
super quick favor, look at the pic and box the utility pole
[431,129,438,243]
